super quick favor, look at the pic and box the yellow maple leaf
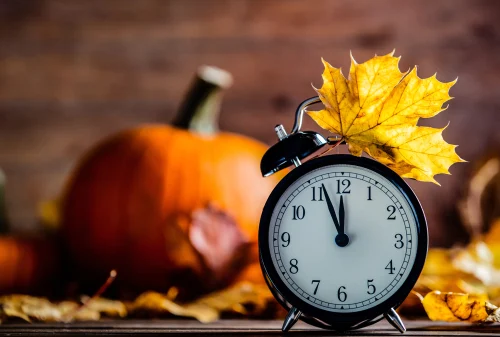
[308,51,465,183]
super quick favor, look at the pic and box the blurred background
[1,0,500,247]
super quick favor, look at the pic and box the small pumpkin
[61,66,281,294]
[0,170,59,294]
[0,236,59,294]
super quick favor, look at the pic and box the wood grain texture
[1,0,500,245]
[0,320,500,336]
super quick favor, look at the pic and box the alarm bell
[261,97,331,177]
[260,129,327,177]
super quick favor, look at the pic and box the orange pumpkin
[61,67,280,293]
[0,236,59,294]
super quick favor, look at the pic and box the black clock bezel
[259,154,428,327]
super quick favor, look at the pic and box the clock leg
[282,307,302,332]
[384,308,406,333]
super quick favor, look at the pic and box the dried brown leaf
[132,282,274,323]
[80,296,127,318]
[0,295,62,322]
[0,295,126,323]
[459,158,500,237]
[189,204,252,286]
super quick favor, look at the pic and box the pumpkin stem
[0,168,9,233]
[172,66,233,135]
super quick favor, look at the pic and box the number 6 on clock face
[259,155,427,325]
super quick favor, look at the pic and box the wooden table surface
[0,320,499,337]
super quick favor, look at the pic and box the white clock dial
[268,164,418,313]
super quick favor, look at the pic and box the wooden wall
[1,0,500,246]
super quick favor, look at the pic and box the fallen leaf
[308,52,464,183]
[189,204,252,287]
[133,291,218,323]
[416,241,500,297]
[79,296,127,318]
[0,295,126,323]
[0,295,99,322]
[452,241,500,287]
[56,301,101,322]
[422,291,500,323]
[458,158,500,237]
[402,219,500,318]
[132,282,274,323]
[0,295,34,322]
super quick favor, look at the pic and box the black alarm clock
[259,97,428,333]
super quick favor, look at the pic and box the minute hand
[339,195,345,234]
[321,184,342,234]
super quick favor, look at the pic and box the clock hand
[321,184,341,234]
[321,183,350,247]
[339,195,345,234]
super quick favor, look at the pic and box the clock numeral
[311,186,324,201]
[336,179,351,194]
[311,280,320,295]
[289,259,299,274]
[337,286,347,302]
[394,233,404,249]
[385,260,395,274]
[367,279,376,295]
[281,232,290,247]
[367,186,372,200]
[387,205,397,220]
[292,205,305,220]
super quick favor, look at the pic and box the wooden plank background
[0,0,499,246]
[1,320,500,336]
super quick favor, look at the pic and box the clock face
[265,159,423,314]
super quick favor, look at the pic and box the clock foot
[282,307,302,332]
[384,308,406,333]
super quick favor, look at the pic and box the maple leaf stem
[318,137,345,156]
[411,290,424,302]
[327,137,345,148]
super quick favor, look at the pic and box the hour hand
[321,184,341,233]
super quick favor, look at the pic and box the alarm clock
[259,97,428,333]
